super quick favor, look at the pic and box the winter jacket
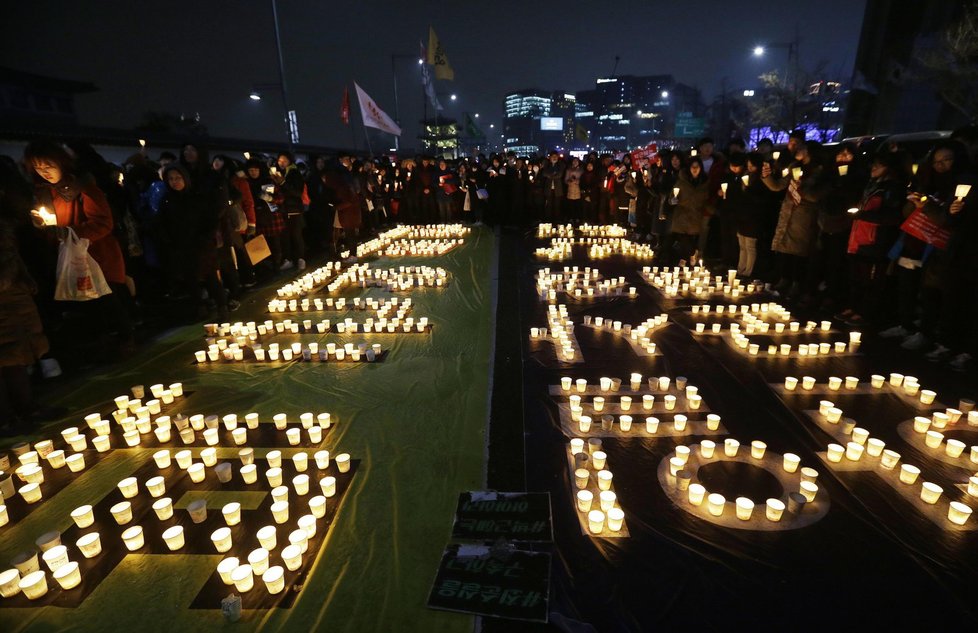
[671,171,712,235]
[763,162,831,257]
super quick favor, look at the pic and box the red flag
[341,86,350,125]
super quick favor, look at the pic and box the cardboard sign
[427,544,551,623]
[452,492,552,542]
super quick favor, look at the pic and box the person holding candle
[668,157,712,264]
[435,159,458,223]
[271,152,306,271]
[815,143,867,311]
[24,140,135,357]
[840,151,908,326]
[722,153,764,277]
[245,158,285,270]
[539,151,566,222]
[761,140,832,300]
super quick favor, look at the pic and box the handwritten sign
[452,492,552,542]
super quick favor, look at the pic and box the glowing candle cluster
[356,224,469,258]
[569,438,627,536]
[377,238,464,257]
[274,262,344,299]
[580,313,668,356]
[267,295,410,315]
[195,340,385,364]
[535,266,633,302]
[641,265,760,298]
[530,304,580,363]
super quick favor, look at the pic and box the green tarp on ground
[0,228,495,633]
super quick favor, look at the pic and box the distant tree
[914,0,978,123]
[736,61,832,142]
[135,111,208,137]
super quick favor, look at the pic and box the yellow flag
[427,26,454,81]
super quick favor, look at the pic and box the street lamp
[753,45,765,57]
[450,94,457,101]
[249,91,261,101]
[661,90,669,99]
[474,113,479,118]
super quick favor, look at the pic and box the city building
[420,117,459,158]
[844,0,971,136]
[0,66,97,130]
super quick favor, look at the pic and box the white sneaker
[279,259,294,271]
[900,332,927,350]
[879,325,909,339]
[297,259,306,271]
[925,344,951,362]
[40,358,62,379]
[950,353,973,372]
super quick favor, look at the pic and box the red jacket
[43,178,127,285]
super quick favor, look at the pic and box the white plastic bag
[54,227,112,301]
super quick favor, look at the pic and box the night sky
[4,0,866,151]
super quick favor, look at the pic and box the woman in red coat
[25,140,134,356]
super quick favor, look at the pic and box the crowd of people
[1,126,976,435]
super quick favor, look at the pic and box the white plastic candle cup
[784,377,798,391]
[231,428,247,446]
[672,445,689,465]
[293,474,310,496]
[913,417,932,433]
[271,501,289,524]
[707,493,726,517]
[920,390,936,405]
[211,527,233,553]
[574,468,589,489]
[702,414,719,432]
[308,427,322,443]
[861,438,885,458]
[122,526,144,551]
[146,475,166,497]
[899,464,920,485]
[239,448,255,465]
[972,447,978,464]
[924,430,944,449]
[118,477,139,499]
[688,483,706,506]
[592,396,605,413]
[606,507,625,532]
[576,490,593,512]
[597,470,614,491]
[870,374,885,388]
[735,497,754,521]
[122,430,140,447]
[203,428,219,447]
[591,451,607,470]
[262,565,285,594]
[664,395,677,411]
[19,482,42,504]
[286,428,301,446]
[750,441,767,459]
[724,439,740,457]
[576,379,587,393]
[162,525,185,551]
[316,412,332,429]
[320,476,337,497]
[19,570,48,600]
[336,453,351,473]
[254,526,278,551]
[688,394,702,410]
[587,510,605,534]
[70,504,95,529]
[874,450,900,471]
[217,557,239,585]
[243,413,259,429]
[561,377,572,391]
[824,407,844,425]
[844,376,859,390]
[267,450,282,468]
[309,495,326,518]
[599,490,616,512]
[241,464,258,484]
[42,545,69,572]
[266,467,283,487]
[188,499,208,523]
[11,551,40,576]
[904,382,921,397]
[845,442,865,461]
[765,498,785,521]
[700,440,716,458]
[188,463,206,483]
[943,439,965,459]
[175,450,193,469]
[313,450,331,470]
[153,426,171,443]
[20,464,43,484]
[231,564,254,593]
[282,544,302,571]
[298,513,317,539]
[223,502,242,526]
[932,412,949,428]
[110,501,133,525]
[74,532,102,560]
[179,428,195,444]
[0,568,21,597]
[851,427,870,445]
[212,462,232,484]
[248,548,270,576]
[802,376,816,391]
[920,481,943,504]
[799,481,819,503]
[947,408,963,424]
[153,497,173,520]
[67,435,88,452]
[778,453,800,473]
[825,443,844,463]
[827,377,842,391]
[948,501,973,526]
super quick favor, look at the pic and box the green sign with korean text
[452,492,553,542]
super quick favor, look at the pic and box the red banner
[629,143,658,167]
[900,207,950,250]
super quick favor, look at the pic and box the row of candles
[569,439,626,534]
[728,333,859,357]
[815,400,975,526]
[194,341,385,363]
[207,315,427,342]
[0,383,187,511]
[572,412,720,435]
[671,441,819,521]
[536,223,629,238]
[2,452,350,600]
[787,373,978,416]
[534,268,632,301]
[275,262,344,299]
[356,224,469,258]
[587,240,655,260]
[581,314,667,355]
[538,305,579,362]
[376,239,464,258]
[641,265,759,298]
[266,295,410,314]
[691,302,792,319]
[558,374,695,394]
